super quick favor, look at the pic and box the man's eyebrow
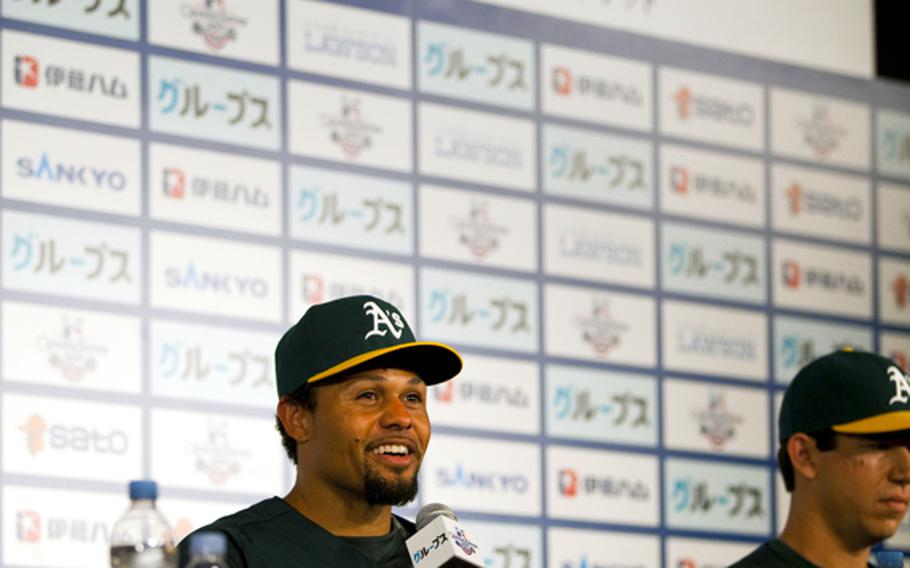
[344,373,424,386]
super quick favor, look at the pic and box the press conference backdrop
[0,0,909,567]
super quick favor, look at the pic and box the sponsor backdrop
[0,1,908,567]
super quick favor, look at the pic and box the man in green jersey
[178,295,463,567]
[733,349,910,567]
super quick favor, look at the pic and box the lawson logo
[436,463,529,494]
[17,151,127,191]
[164,260,269,297]
[676,328,757,361]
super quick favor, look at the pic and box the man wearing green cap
[177,295,463,567]
[732,349,910,567]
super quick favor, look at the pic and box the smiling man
[732,349,910,568]
[177,295,462,567]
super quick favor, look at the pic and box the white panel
[2,120,140,216]
[420,184,537,271]
[2,30,139,127]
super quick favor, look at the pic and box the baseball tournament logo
[799,105,846,158]
[574,298,629,358]
[453,201,508,261]
[693,391,743,450]
[182,0,248,51]
[324,97,380,158]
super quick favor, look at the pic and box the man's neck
[779,507,871,568]
[284,478,393,537]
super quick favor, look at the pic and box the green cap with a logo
[779,348,910,443]
[275,295,463,397]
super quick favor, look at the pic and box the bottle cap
[189,531,228,557]
[128,480,158,501]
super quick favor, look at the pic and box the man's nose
[891,446,910,485]
[380,397,413,429]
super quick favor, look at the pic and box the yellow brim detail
[305,341,463,386]
[832,411,910,434]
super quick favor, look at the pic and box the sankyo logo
[17,151,127,192]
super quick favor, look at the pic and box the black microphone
[405,503,484,567]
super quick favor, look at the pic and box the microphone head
[415,502,458,530]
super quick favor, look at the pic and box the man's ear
[787,432,820,483]
[277,397,313,444]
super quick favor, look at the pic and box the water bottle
[110,480,177,568]
[184,531,229,568]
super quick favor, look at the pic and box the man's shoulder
[729,540,818,568]
[729,542,784,567]
[176,497,295,567]
[202,497,291,534]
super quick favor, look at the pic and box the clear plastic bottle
[110,480,177,568]
[184,531,229,568]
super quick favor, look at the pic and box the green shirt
[731,539,875,568]
[176,497,415,568]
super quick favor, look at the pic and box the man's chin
[364,466,419,507]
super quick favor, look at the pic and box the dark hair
[778,429,837,492]
[276,383,319,465]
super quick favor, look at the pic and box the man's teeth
[373,444,408,456]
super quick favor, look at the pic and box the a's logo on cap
[363,300,404,340]
[888,366,910,405]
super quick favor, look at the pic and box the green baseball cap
[275,295,462,397]
[779,348,910,443]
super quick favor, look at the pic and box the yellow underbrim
[832,411,910,434]
[305,341,463,386]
